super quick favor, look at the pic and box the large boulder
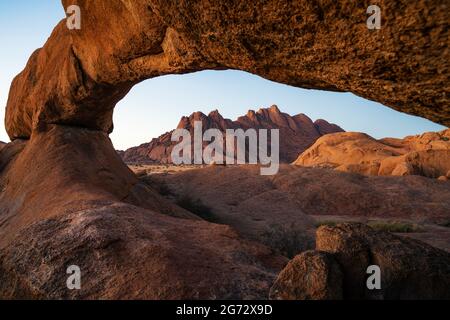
[0,203,286,299]
[316,223,450,300]
[294,129,450,178]
[0,125,287,299]
[270,223,450,300]
[269,251,343,300]
[5,0,449,140]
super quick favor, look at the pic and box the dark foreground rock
[269,251,343,300]
[0,203,286,299]
[271,223,450,300]
[0,125,286,299]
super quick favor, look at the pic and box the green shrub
[438,221,450,228]
[367,221,424,233]
[315,220,424,234]
[156,181,172,196]
[140,176,173,196]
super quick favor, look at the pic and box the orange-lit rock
[6,0,449,140]
[295,129,450,178]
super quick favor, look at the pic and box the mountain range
[120,105,344,164]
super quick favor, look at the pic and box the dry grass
[140,175,173,196]
[176,194,219,223]
[367,221,424,233]
[439,221,450,228]
[259,223,314,258]
[315,219,424,233]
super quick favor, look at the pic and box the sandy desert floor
[129,164,450,253]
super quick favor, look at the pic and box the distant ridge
[120,105,344,164]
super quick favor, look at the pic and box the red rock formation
[1,0,449,299]
[5,0,449,141]
[0,125,286,299]
[121,106,344,164]
[294,129,450,178]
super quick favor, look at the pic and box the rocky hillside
[0,141,6,151]
[121,105,344,164]
[294,129,450,179]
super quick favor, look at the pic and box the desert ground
[129,164,450,253]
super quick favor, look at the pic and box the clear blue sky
[1,1,446,150]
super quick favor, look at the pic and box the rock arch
[5,0,449,140]
[1,0,449,299]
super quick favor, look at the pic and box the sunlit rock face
[294,128,450,178]
[5,0,449,140]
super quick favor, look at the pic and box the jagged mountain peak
[121,106,344,164]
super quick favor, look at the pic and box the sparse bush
[367,221,424,233]
[156,181,172,196]
[176,195,218,223]
[259,223,314,259]
[439,221,450,228]
[140,176,173,196]
[315,220,424,233]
